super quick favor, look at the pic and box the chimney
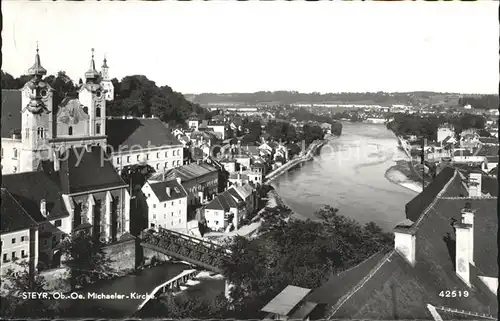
[454,214,473,286]
[166,187,171,197]
[468,172,482,197]
[40,199,47,217]
[393,219,416,266]
[460,203,475,264]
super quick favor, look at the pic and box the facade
[207,123,226,140]
[437,125,456,143]
[142,179,188,232]
[2,146,131,269]
[106,117,183,173]
[1,188,39,277]
[233,184,257,215]
[203,189,246,232]
[303,167,498,319]
[1,48,112,175]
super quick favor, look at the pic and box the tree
[60,232,115,290]
[221,205,392,319]
[0,260,57,318]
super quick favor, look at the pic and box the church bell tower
[78,49,107,138]
[20,44,54,172]
[100,56,114,101]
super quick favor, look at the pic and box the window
[153,204,156,208]
[156,164,160,170]
[165,151,168,157]
[25,128,30,139]
[126,156,130,163]
[153,214,156,219]
[164,214,166,219]
[179,200,181,204]
[96,123,101,134]
[21,250,27,258]
[21,236,26,242]
[137,155,140,161]
[164,162,168,169]
[150,223,155,228]
[11,252,16,261]
[68,126,73,136]
[147,193,150,197]
[146,154,149,160]
[96,107,101,117]
[171,212,173,216]
[54,219,62,227]
[37,127,45,139]
[117,157,120,164]
[157,152,160,159]
[13,148,18,159]
[3,254,7,262]
[171,202,174,206]
[11,238,15,244]
[215,221,219,225]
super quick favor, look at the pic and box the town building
[437,124,456,143]
[141,179,188,233]
[203,188,246,232]
[149,162,219,216]
[187,112,200,131]
[106,117,183,174]
[0,188,39,278]
[2,146,131,269]
[261,285,317,321]
[300,167,498,319]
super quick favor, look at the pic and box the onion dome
[85,48,101,82]
[27,45,47,77]
[102,56,109,69]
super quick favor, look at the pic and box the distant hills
[187,91,498,109]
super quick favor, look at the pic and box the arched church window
[96,123,101,134]
[13,148,18,159]
[13,166,17,173]
[96,107,101,118]
[68,127,73,136]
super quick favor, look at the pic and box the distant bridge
[140,228,230,273]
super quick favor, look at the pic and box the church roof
[307,169,498,319]
[2,171,69,222]
[84,49,100,81]
[1,90,22,138]
[106,118,181,152]
[0,188,39,234]
[59,146,128,194]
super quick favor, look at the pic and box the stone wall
[142,245,171,266]
[103,238,137,273]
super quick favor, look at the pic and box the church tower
[20,45,54,172]
[100,56,114,101]
[78,49,107,137]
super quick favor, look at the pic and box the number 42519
[439,290,469,298]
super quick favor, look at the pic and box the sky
[2,1,498,95]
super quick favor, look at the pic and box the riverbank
[384,161,422,193]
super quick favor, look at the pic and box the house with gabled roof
[203,189,246,232]
[1,188,39,278]
[141,179,188,233]
[299,167,498,319]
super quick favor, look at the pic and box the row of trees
[1,232,114,318]
[241,119,326,145]
[1,70,207,126]
[387,113,487,141]
[137,203,392,319]
[191,91,417,106]
[459,95,499,110]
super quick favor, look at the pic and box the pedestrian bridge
[140,228,230,274]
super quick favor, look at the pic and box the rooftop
[1,90,23,138]
[1,188,39,234]
[2,171,69,222]
[148,180,187,202]
[309,168,498,318]
[153,162,218,182]
[261,285,311,316]
[106,118,181,152]
[59,146,128,194]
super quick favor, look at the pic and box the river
[273,122,416,230]
[63,123,415,317]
